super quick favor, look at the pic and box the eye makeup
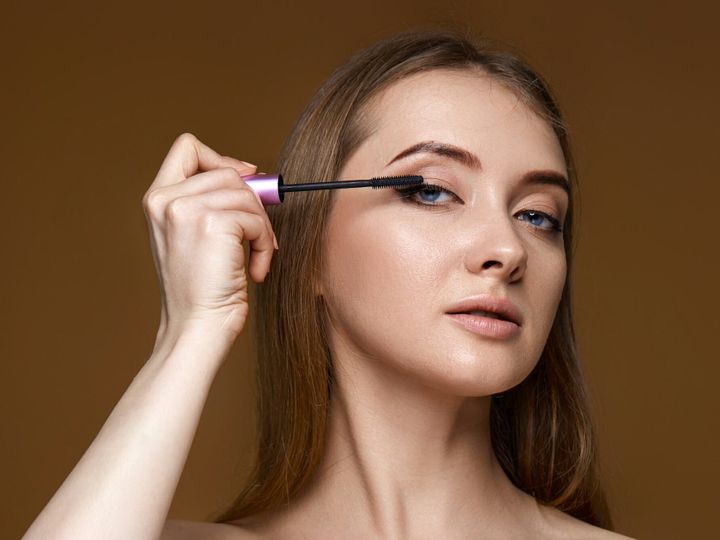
[393,181,461,206]
[392,181,564,234]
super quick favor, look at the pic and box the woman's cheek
[530,250,567,343]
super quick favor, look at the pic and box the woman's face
[319,69,569,396]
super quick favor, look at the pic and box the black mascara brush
[241,173,424,206]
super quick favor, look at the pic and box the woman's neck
[268,351,543,538]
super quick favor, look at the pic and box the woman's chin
[394,355,537,398]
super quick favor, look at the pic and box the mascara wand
[241,173,424,206]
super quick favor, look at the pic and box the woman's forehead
[357,71,565,173]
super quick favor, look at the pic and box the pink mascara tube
[241,173,424,206]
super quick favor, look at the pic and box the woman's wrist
[150,318,239,378]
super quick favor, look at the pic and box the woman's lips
[444,294,523,326]
[446,313,521,339]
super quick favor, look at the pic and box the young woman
[24,30,634,539]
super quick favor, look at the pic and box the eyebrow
[386,140,482,169]
[386,140,570,196]
[520,170,570,197]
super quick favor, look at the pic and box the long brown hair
[211,28,613,529]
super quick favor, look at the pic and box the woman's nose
[462,211,528,283]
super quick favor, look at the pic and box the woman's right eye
[393,183,460,208]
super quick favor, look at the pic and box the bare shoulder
[160,519,259,540]
[538,504,637,540]
[572,525,637,540]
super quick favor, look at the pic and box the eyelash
[393,183,564,234]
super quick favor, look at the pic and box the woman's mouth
[446,312,521,339]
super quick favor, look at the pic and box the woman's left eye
[393,183,563,234]
[516,210,563,233]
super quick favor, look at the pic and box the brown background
[3,1,718,538]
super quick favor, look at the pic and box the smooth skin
[23,71,635,539]
[221,71,635,539]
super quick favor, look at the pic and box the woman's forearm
[23,327,233,540]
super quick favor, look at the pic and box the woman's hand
[22,133,277,540]
[142,132,278,346]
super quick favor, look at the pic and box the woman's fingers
[190,209,276,284]
[144,168,277,246]
[151,132,257,189]
[148,167,261,208]
[167,187,277,256]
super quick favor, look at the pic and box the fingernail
[240,160,257,168]
[273,235,279,250]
